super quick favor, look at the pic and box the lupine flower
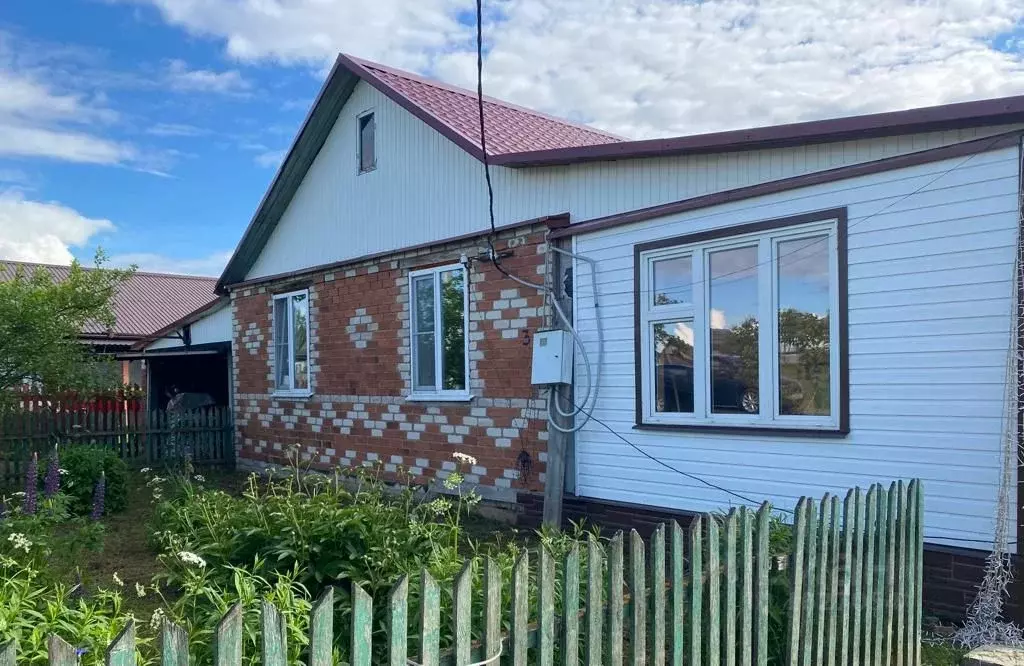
[43,445,60,498]
[90,472,106,521]
[23,453,38,515]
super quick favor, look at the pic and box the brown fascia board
[548,130,1022,240]
[336,53,488,163]
[494,95,1024,167]
[130,297,229,351]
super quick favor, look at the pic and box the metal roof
[0,260,218,340]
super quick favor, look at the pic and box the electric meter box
[531,329,573,385]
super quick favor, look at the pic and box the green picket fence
[0,481,923,665]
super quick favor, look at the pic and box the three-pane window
[638,213,844,431]
[273,290,311,394]
[410,264,469,399]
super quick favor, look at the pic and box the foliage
[0,251,135,400]
[59,446,128,516]
[0,493,105,580]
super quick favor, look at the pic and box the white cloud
[710,309,728,331]
[254,148,285,168]
[0,190,115,264]
[164,58,250,94]
[0,33,138,165]
[107,250,233,276]
[132,0,1024,138]
[146,122,209,137]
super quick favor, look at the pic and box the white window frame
[272,288,312,397]
[357,109,376,174]
[638,216,842,431]
[407,263,471,402]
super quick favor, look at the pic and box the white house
[214,53,1024,618]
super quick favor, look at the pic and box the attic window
[358,112,376,173]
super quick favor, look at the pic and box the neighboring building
[0,260,218,387]
[216,53,1024,618]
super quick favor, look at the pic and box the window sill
[272,390,314,400]
[405,393,474,403]
[634,422,849,438]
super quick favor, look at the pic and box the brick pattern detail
[231,225,554,493]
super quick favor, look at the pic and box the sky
[1,0,1023,277]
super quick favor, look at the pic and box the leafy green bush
[60,446,128,516]
[0,493,105,580]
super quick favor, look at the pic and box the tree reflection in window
[440,269,466,391]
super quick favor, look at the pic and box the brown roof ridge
[0,258,218,282]
[348,54,626,143]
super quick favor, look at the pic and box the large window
[273,289,311,395]
[637,209,847,432]
[409,263,469,400]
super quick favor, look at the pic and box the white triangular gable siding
[245,77,1023,280]
[571,144,1020,552]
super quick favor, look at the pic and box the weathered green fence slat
[707,514,721,666]
[106,622,135,666]
[586,534,604,666]
[453,561,473,665]
[689,516,703,666]
[563,543,581,666]
[840,490,856,666]
[669,521,684,666]
[802,498,818,666]
[388,576,408,666]
[510,550,529,666]
[755,504,770,666]
[650,523,666,666]
[162,619,189,666]
[787,498,808,666]
[739,507,753,666]
[214,604,243,666]
[350,583,372,666]
[420,571,440,666]
[913,480,924,666]
[309,587,334,666]
[725,509,738,666]
[629,529,646,666]
[826,495,841,666]
[539,547,555,666]
[261,602,287,666]
[894,481,907,666]
[607,531,624,666]
[49,635,79,666]
[484,557,502,662]
[874,485,889,666]
[814,495,832,666]
[0,641,13,666]
[862,486,878,666]
[885,483,898,666]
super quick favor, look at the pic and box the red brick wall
[230,224,554,495]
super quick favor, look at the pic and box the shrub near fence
[0,406,233,485]
[0,481,923,666]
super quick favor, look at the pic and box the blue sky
[0,0,1021,276]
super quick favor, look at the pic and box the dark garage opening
[146,346,230,411]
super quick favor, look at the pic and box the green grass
[922,642,966,666]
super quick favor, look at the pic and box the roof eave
[492,95,1024,167]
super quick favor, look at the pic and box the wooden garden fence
[0,405,234,485]
[0,481,923,666]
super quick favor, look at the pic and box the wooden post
[543,238,575,528]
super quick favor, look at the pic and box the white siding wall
[245,79,1022,279]
[571,145,1020,551]
[146,304,231,350]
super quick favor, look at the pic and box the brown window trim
[632,207,849,435]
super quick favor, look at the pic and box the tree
[0,252,134,400]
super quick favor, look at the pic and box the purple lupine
[90,472,106,521]
[23,452,38,515]
[43,445,60,499]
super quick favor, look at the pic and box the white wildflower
[140,467,152,474]
[177,551,207,568]
[112,572,124,587]
[11,492,24,497]
[452,452,477,466]
[135,582,147,598]
[6,533,31,553]
[428,497,452,515]
[443,471,464,491]
[58,468,70,476]
[193,475,205,483]
[149,607,166,631]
